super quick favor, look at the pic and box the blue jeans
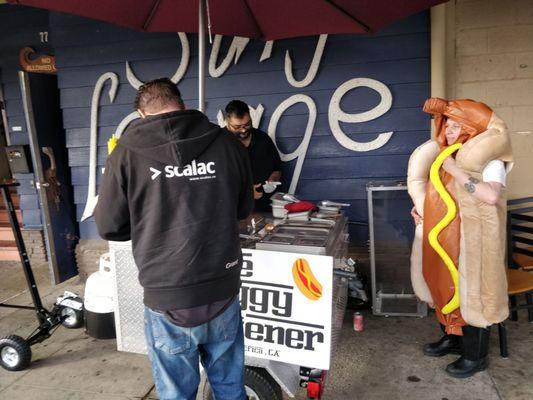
[144,298,246,400]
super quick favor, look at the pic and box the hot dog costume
[407,98,513,335]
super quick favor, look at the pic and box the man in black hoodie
[95,78,253,400]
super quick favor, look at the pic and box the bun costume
[407,98,513,335]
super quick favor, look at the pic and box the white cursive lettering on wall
[84,36,398,218]
[260,41,274,62]
[115,111,140,139]
[285,34,327,88]
[209,35,250,78]
[249,104,265,128]
[328,77,393,152]
[126,32,190,89]
[81,72,119,221]
[268,95,317,194]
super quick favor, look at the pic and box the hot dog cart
[109,198,351,400]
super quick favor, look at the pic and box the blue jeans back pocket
[219,299,241,341]
[149,309,191,355]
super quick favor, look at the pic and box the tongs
[320,200,350,207]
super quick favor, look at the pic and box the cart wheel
[0,335,32,371]
[197,367,282,400]
[244,368,283,400]
[60,305,84,329]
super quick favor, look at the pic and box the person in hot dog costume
[407,97,513,378]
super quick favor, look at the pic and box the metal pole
[198,0,206,113]
[367,187,377,315]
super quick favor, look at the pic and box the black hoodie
[94,110,253,311]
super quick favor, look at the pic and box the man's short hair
[134,78,184,113]
[225,100,250,119]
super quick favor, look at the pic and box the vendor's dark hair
[225,100,250,118]
[134,78,184,112]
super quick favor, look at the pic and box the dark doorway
[19,71,78,283]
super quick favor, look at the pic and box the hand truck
[0,182,84,371]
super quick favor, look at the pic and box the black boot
[423,334,461,357]
[423,324,461,357]
[446,325,490,379]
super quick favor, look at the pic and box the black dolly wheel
[198,366,283,400]
[0,335,32,371]
[59,304,84,329]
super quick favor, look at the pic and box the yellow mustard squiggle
[428,143,462,315]
[108,134,118,154]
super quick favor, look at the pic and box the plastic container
[84,253,116,339]
[318,205,341,214]
[272,204,288,218]
[270,192,292,207]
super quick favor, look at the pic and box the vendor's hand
[253,184,263,200]
[411,206,423,225]
[442,156,457,174]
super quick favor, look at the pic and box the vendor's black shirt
[226,128,282,212]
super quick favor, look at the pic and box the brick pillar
[75,239,109,282]
[454,0,533,199]
[21,229,47,264]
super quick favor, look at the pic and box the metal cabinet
[367,181,427,317]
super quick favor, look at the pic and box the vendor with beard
[224,100,282,212]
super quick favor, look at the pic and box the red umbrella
[9,0,447,40]
[8,0,448,110]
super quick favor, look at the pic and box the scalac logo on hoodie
[150,160,216,180]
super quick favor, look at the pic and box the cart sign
[241,250,333,370]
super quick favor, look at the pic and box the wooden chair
[498,268,533,358]
[497,197,533,358]
[507,268,533,321]
[507,197,533,321]
[507,196,533,271]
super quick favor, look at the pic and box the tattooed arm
[442,157,503,205]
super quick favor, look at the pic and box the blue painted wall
[0,5,431,241]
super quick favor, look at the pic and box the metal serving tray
[256,217,345,255]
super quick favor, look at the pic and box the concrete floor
[0,261,532,400]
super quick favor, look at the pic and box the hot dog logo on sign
[292,258,323,301]
[241,250,333,370]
